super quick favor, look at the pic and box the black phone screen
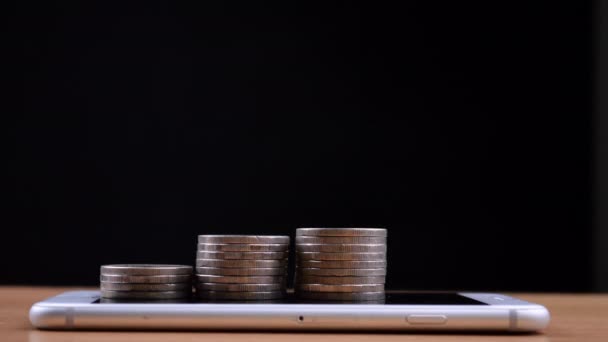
[94,292,487,305]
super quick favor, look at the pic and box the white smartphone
[30,291,549,332]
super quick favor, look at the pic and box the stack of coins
[295,228,387,301]
[195,235,290,301]
[100,264,193,300]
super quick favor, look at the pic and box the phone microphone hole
[298,316,304,322]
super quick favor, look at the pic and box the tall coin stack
[295,228,387,301]
[195,235,290,301]
[100,264,193,300]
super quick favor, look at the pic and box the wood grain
[1,286,607,341]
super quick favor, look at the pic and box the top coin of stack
[195,235,290,300]
[295,228,387,301]
[100,264,193,300]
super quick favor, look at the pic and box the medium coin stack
[100,264,193,300]
[195,235,290,301]
[295,228,388,301]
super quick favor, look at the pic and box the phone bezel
[30,291,550,332]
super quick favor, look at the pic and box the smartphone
[29,291,549,332]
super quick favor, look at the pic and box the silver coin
[100,290,190,299]
[196,251,288,260]
[195,274,285,284]
[297,252,386,261]
[300,298,386,304]
[100,282,192,291]
[196,259,288,268]
[296,260,387,269]
[195,283,285,292]
[100,264,192,276]
[100,298,190,303]
[296,236,387,244]
[196,290,285,300]
[197,243,289,252]
[296,291,385,301]
[198,235,290,244]
[297,267,387,277]
[196,267,287,276]
[296,228,387,237]
[197,298,282,303]
[296,244,386,253]
[100,274,192,284]
[295,284,385,292]
[296,275,385,285]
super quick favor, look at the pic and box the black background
[4,1,593,291]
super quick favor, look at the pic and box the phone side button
[406,315,448,325]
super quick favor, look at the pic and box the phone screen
[94,292,487,305]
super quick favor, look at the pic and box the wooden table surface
[1,286,607,342]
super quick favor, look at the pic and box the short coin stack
[100,264,193,300]
[195,235,290,301]
[295,228,387,301]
